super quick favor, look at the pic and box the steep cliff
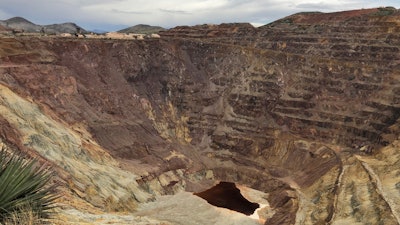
[0,7,400,225]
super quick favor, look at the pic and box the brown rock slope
[0,7,400,225]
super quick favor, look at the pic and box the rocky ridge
[0,7,400,225]
[118,24,166,34]
[0,17,86,34]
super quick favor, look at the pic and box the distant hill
[0,17,41,32]
[118,24,166,34]
[0,16,87,34]
[44,22,86,34]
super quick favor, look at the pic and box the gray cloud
[159,9,192,14]
[111,9,150,15]
[296,3,337,10]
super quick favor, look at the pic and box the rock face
[0,7,400,225]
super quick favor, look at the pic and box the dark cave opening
[194,181,260,216]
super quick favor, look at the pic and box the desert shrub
[0,150,58,224]
[374,7,396,16]
[2,203,43,225]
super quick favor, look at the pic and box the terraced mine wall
[1,7,400,225]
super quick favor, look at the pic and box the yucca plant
[0,150,58,223]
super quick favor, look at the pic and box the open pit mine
[1,7,400,225]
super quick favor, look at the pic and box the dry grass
[1,204,49,225]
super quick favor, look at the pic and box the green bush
[0,150,58,223]
[373,7,396,16]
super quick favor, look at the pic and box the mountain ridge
[0,16,86,33]
[118,24,166,34]
[0,16,167,34]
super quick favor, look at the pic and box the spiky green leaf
[0,150,58,222]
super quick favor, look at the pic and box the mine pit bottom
[194,181,260,216]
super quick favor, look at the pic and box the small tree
[0,150,58,223]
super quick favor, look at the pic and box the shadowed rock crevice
[194,182,260,215]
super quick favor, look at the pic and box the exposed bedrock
[1,7,400,224]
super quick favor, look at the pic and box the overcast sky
[0,0,399,31]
